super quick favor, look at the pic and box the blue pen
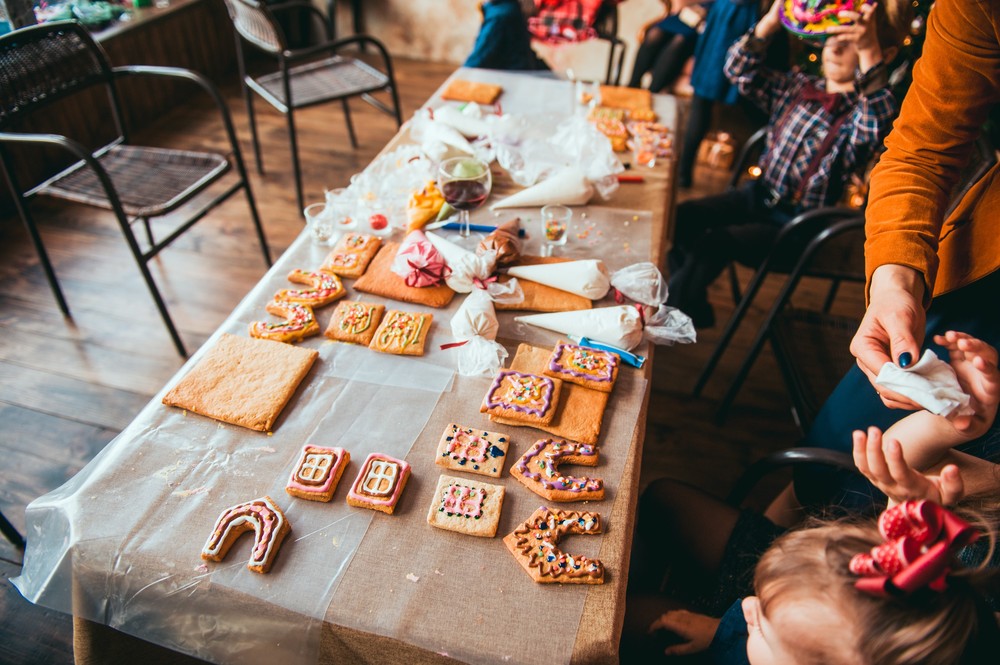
[441,222,527,237]
[566,335,645,368]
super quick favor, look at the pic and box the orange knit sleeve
[864,0,1000,303]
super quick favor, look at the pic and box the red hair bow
[849,500,979,597]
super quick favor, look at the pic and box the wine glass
[438,156,492,244]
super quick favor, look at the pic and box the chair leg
[728,262,742,303]
[231,149,272,267]
[0,509,25,551]
[341,99,358,149]
[822,279,841,313]
[18,204,71,316]
[693,263,771,397]
[141,217,153,248]
[389,84,403,127]
[244,87,264,175]
[286,108,306,214]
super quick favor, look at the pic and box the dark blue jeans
[795,268,1000,512]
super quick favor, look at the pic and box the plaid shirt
[724,32,898,210]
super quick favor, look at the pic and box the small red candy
[369,213,388,230]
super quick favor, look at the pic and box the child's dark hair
[754,513,1000,665]
[873,0,913,50]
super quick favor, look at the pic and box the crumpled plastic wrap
[610,262,696,346]
[425,231,497,293]
[449,288,508,376]
[408,108,475,160]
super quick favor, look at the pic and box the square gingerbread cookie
[426,474,505,538]
[324,300,386,346]
[435,423,510,477]
[320,232,381,279]
[543,341,619,393]
[346,452,411,514]
[368,310,432,356]
[285,445,351,502]
[480,369,561,426]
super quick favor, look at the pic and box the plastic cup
[632,134,658,168]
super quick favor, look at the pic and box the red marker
[617,174,645,183]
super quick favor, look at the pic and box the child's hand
[827,1,880,52]
[754,0,784,39]
[853,426,966,506]
[648,609,720,656]
[935,331,1000,438]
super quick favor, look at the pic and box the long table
[14,68,678,665]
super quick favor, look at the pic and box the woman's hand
[648,609,720,656]
[852,426,965,506]
[850,264,927,410]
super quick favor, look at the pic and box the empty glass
[540,204,572,256]
[304,202,334,245]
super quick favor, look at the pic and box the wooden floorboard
[0,52,865,662]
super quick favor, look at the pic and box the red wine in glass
[441,180,489,211]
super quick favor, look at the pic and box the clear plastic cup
[540,204,572,256]
[303,202,335,245]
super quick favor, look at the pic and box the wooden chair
[0,21,272,358]
[223,0,402,213]
[592,0,626,85]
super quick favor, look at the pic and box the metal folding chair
[0,21,272,358]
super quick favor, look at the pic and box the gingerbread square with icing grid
[285,445,351,502]
[480,369,562,426]
[346,452,411,514]
[320,232,381,279]
[368,309,432,356]
[543,341,620,393]
[435,423,510,478]
[324,300,386,346]
[426,474,506,538]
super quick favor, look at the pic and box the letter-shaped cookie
[510,438,604,502]
[249,299,320,344]
[274,269,346,307]
[503,506,604,584]
[201,495,291,574]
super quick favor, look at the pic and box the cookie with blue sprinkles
[434,423,510,477]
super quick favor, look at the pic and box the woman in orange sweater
[798,0,1000,510]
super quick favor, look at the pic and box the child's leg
[647,32,696,93]
[628,27,668,88]
[935,330,1000,437]
[678,95,714,187]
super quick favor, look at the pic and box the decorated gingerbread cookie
[249,299,320,343]
[510,438,604,502]
[346,452,411,514]
[368,310,432,356]
[201,495,291,574]
[426,474,506,538]
[285,445,351,502]
[504,506,604,584]
[324,300,386,346]
[274,269,346,308]
[435,423,510,477]
[780,0,870,39]
[320,232,381,279]
[480,369,562,426]
[544,341,619,393]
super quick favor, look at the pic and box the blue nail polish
[898,352,913,368]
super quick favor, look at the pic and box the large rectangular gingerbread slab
[353,243,456,308]
[162,333,318,432]
[489,343,608,444]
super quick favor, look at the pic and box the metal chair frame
[0,21,272,358]
[593,0,626,85]
[726,446,857,507]
[224,0,402,213]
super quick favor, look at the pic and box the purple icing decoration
[484,370,556,418]
[548,343,618,382]
[514,439,603,493]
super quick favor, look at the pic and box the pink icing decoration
[285,445,348,497]
[347,453,411,508]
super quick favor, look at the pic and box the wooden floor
[0,56,863,663]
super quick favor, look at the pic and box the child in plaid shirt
[666,0,906,328]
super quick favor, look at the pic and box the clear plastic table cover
[14,69,667,665]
